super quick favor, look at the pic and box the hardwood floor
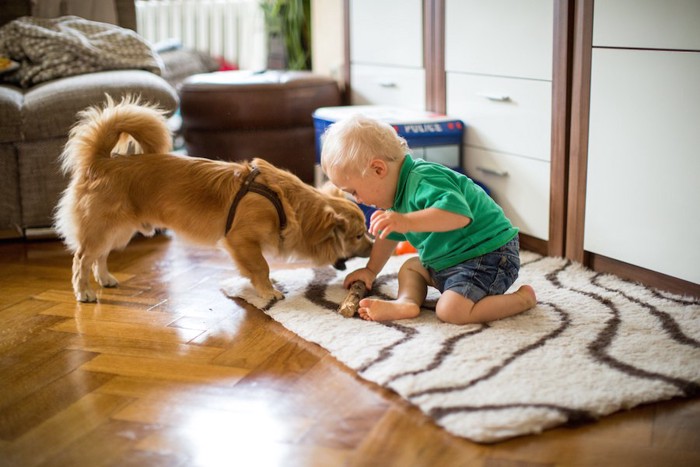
[1,233,699,467]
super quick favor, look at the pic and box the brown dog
[55,96,373,302]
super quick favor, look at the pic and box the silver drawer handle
[477,93,511,102]
[378,80,397,88]
[476,166,508,176]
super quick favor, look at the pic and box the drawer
[350,64,426,109]
[445,0,553,80]
[447,72,552,161]
[350,0,423,67]
[593,0,700,51]
[465,147,550,241]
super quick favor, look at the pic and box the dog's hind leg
[93,253,118,288]
[73,247,98,302]
[75,227,133,301]
[90,227,137,289]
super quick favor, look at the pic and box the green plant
[262,0,311,70]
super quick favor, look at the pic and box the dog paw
[98,274,119,288]
[76,289,97,303]
[258,288,284,303]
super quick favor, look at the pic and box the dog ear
[326,206,350,234]
[308,206,338,241]
[333,213,349,233]
[313,206,348,243]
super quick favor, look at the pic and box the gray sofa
[0,0,180,238]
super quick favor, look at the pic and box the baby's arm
[344,236,397,289]
[369,208,470,239]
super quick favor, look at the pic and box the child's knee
[436,307,478,324]
[435,292,478,324]
[400,255,425,273]
[399,256,432,284]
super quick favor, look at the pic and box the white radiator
[135,0,266,70]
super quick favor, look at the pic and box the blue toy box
[313,105,466,187]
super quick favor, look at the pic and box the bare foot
[515,285,537,310]
[357,298,421,322]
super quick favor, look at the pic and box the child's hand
[369,210,410,239]
[344,267,376,290]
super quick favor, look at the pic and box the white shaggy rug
[222,251,700,443]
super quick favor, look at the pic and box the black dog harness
[225,166,287,234]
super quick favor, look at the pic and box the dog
[55,95,373,303]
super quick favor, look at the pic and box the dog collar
[225,166,287,235]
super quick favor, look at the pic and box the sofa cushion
[17,137,67,228]
[0,84,22,143]
[22,69,179,141]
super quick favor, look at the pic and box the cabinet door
[585,49,700,284]
[350,0,423,68]
[445,0,553,80]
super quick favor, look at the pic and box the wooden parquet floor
[1,233,699,467]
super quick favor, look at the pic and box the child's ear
[369,159,388,177]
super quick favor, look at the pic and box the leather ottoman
[180,70,342,184]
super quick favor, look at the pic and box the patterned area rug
[222,251,700,443]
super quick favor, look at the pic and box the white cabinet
[348,0,426,109]
[347,0,555,241]
[560,0,700,293]
[445,0,553,241]
[584,41,700,284]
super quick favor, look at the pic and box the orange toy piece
[395,241,417,255]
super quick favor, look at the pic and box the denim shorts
[428,236,521,303]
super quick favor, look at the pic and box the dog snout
[356,233,373,258]
[334,234,372,269]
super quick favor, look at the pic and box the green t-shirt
[387,155,518,271]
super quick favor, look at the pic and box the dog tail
[60,94,172,175]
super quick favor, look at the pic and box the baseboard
[24,227,59,239]
[587,252,700,299]
[519,233,548,256]
[0,227,23,240]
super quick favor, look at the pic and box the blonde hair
[320,114,408,178]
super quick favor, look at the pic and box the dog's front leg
[72,248,97,302]
[221,238,284,302]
